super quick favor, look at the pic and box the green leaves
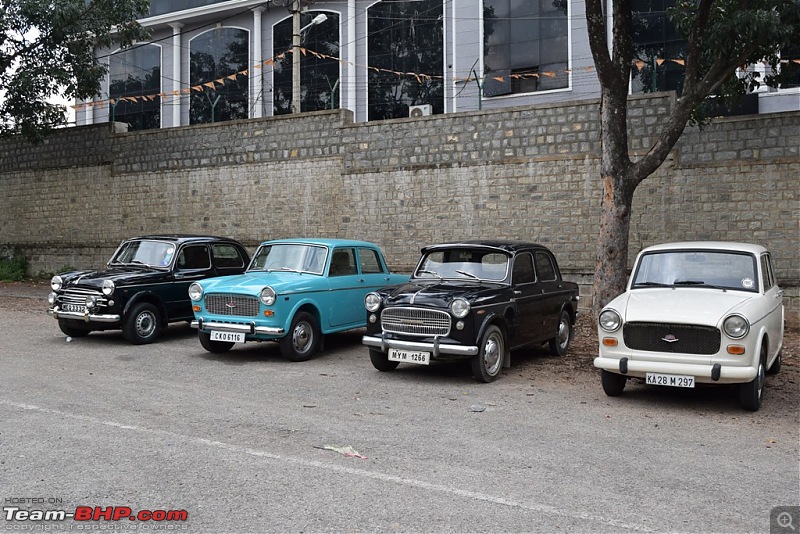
[1,0,150,142]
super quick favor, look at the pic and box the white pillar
[169,22,183,127]
[347,0,356,115]
[252,7,265,118]
[84,99,94,125]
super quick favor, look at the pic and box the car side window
[534,251,557,281]
[212,244,245,269]
[329,248,357,276]
[512,253,535,284]
[760,254,774,290]
[359,248,383,274]
[177,245,210,270]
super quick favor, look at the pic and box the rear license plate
[210,331,244,343]
[388,348,430,365]
[646,373,695,388]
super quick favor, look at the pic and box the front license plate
[210,331,244,343]
[388,348,430,365]
[646,373,695,388]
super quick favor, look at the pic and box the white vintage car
[594,242,784,411]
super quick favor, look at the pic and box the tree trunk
[592,173,635,317]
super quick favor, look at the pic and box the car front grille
[60,288,107,308]
[381,307,451,337]
[205,294,260,317]
[623,322,721,355]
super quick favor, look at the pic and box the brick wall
[1,93,797,323]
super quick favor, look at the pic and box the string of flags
[73,47,800,111]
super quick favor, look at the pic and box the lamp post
[292,4,328,113]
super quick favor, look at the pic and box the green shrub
[0,255,28,282]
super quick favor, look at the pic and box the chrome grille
[61,288,105,305]
[623,322,721,355]
[205,294,260,317]
[381,307,451,337]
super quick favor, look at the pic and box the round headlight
[102,279,115,296]
[51,275,63,291]
[48,292,56,305]
[365,292,382,312]
[188,283,203,301]
[260,286,276,306]
[450,298,471,318]
[599,309,622,332]
[723,314,749,339]
[85,295,98,308]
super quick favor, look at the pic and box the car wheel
[601,370,627,396]
[471,325,505,383]
[58,319,92,337]
[767,350,781,375]
[198,331,234,353]
[548,309,573,356]
[739,345,766,411]
[122,302,161,345]
[369,349,400,372]
[280,311,320,362]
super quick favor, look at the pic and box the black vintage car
[362,241,580,382]
[47,235,250,344]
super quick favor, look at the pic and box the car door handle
[514,290,521,295]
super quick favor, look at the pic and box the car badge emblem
[662,334,679,343]
[225,300,237,309]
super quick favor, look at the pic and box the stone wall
[1,93,797,323]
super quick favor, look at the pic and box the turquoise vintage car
[189,238,407,361]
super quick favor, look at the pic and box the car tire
[122,302,161,345]
[471,325,505,383]
[280,311,320,362]
[548,309,573,356]
[739,346,766,411]
[198,331,234,353]
[58,319,92,338]
[767,350,781,375]
[601,370,627,396]
[369,349,400,372]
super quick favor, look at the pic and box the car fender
[475,311,511,368]
[122,291,168,325]
[279,297,323,334]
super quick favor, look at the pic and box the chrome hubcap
[293,322,312,354]
[483,334,502,375]
[557,318,569,347]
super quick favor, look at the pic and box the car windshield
[414,248,509,281]
[109,240,175,268]
[631,250,758,292]
[248,244,327,275]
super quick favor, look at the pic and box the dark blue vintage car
[362,241,580,382]
[47,235,250,344]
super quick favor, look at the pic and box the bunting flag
[71,45,799,111]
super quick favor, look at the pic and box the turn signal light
[602,338,618,347]
[192,305,201,312]
[727,345,745,355]
[264,310,274,317]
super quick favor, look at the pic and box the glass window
[330,248,357,276]
[367,0,444,120]
[178,245,211,270]
[630,0,686,95]
[512,253,535,284]
[249,244,327,275]
[273,11,341,115]
[108,44,161,131]
[148,0,231,17]
[534,251,557,281]
[416,248,509,281]
[632,251,758,292]
[189,28,249,124]
[112,240,175,268]
[760,254,774,290]
[483,0,569,96]
[212,244,245,269]
[359,248,383,274]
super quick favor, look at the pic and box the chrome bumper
[191,319,284,336]
[593,356,758,382]
[362,335,478,357]
[48,308,120,323]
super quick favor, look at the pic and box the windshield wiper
[417,269,442,280]
[268,267,300,273]
[455,269,480,280]
[673,280,705,285]
[632,281,671,287]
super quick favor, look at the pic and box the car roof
[421,240,549,254]
[129,234,242,245]
[259,238,383,248]
[639,241,768,255]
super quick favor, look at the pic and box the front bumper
[191,318,284,336]
[48,308,120,323]
[362,334,478,358]
[593,356,758,384]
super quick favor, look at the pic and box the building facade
[77,0,800,129]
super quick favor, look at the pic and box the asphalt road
[1,291,798,533]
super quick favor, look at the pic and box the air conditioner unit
[409,104,432,117]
